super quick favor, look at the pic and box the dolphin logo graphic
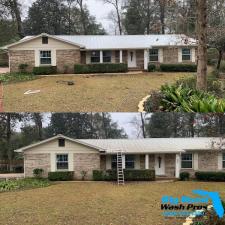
[192,190,224,218]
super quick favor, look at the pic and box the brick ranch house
[3,33,197,73]
[15,135,225,180]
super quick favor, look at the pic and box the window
[149,49,159,62]
[103,51,112,63]
[126,155,135,169]
[42,36,48,44]
[58,138,65,147]
[111,155,117,170]
[56,154,68,170]
[90,51,100,63]
[181,153,193,169]
[40,51,51,65]
[182,48,191,61]
[223,153,225,169]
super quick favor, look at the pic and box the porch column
[144,49,149,70]
[100,50,103,63]
[122,155,126,169]
[145,154,149,169]
[120,50,123,63]
[175,153,181,178]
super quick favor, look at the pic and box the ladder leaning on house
[117,151,125,185]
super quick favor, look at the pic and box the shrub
[33,66,57,75]
[74,63,128,74]
[19,64,28,72]
[48,171,74,181]
[93,170,105,181]
[0,178,50,192]
[0,72,35,83]
[160,64,197,72]
[148,64,156,72]
[220,61,225,73]
[207,48,219,66]
[195,172,225,182]
[180,172,190,181]
[145,84,225,113]
[93,170,155,181]
[33,168,44,179]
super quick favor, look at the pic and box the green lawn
[0,181,224,225]
[3,72,192,112]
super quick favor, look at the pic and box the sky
[23,0,114,32]
[16,113,148,139]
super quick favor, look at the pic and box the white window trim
[125,155,135,169]
[40,50,52,66]
[56,154,69,171]
[90,50,101,64]
[182,48,191,62]
[103,50,112,63]
[149,49,159,62]
[181,153,193,169]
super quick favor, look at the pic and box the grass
[3,72,192,112]
[0,72,36,83]
[0,182,224,225]
[0,178,50,192]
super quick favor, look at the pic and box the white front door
[155,154,165,176]
[128,50,137,68]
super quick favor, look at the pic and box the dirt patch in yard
[3,73,192,112]
[0,182,224,225]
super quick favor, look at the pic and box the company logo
[161,190,224,218]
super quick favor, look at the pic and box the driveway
[3,72,192,112]
[0,67,9,74]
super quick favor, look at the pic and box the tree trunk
[146,0,150,34]
[33,113,43,141]
[101,113,108,139]
[217,50,223,70]
[115,0,122,35]
[159,0,166,34]
[196,0,207,91]
[140,113,146,138]
[77,0,87,35]
[6,114,13,172]
[11,0,24,38]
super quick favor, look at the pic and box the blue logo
[161,190,224,218]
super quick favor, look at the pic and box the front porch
[81,49,147,70]
[100,153,182,178]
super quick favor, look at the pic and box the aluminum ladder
[117,151,125,185]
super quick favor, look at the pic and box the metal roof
[80,138,217,154]
[15,135,222,154]
[18,34,197,50]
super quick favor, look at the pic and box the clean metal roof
[7,33,197,50]
[81,138,217,154]
[15,135,221,154]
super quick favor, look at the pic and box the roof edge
[15,134,105,153]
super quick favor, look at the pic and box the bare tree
[101,0,123,34]
[196,0,207,91]
[76,0,87,34]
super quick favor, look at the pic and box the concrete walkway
[0,67,9,74]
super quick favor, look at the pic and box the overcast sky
[16,113,149,139]
[23,0,113,32]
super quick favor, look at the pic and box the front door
[128,50,137,68]
[155,154,165,176]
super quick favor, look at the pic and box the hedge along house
[3,33,197,73]
[15,135,225,180]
